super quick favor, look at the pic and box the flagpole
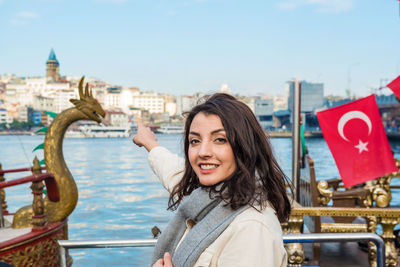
[291,79,301,202]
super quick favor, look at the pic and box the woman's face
[188,112,236,186]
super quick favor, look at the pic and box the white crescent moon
[337,111,372,142]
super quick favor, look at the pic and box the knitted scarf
[151,187,247,267]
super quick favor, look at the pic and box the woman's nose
[198,142,212,158]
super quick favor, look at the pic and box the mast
[291,79,301,202]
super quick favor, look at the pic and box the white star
[354,140,369,154]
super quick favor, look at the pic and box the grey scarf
[152,188,247,267]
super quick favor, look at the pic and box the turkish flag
[317,94,397,187]
[387,75,400,98]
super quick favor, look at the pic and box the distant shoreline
[3,130,400,140]
[0,131,35,135]
[267,130,323,138]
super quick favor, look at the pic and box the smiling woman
[132,93,291,267]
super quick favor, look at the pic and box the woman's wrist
[145,142,160,152]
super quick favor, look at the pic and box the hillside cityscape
[0,49,399,135]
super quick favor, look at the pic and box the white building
[176,95,197,115]
[165,102,177,116]
[105,87,122,110]
[5,77,74,114]
[26,77,47,95]
[273,95,288,111]
[5,81,30,106]
[132,92,164,114]
[46,82,76,113]
[18,106,28,122]
[105,110,129,127]
[0,108,13,124]
[33,95,54,112]
[219,84,231,94]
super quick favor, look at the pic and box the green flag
[44,111,58,119]
[300,124,306,157]
[35,127,48,134]
[32,143,44,152]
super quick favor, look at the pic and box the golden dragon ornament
[12,77,105,228]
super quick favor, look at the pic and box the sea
[2,134,400,266]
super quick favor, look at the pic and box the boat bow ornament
[12,76,105,228]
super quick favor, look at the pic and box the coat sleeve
[148,146,185,193]
[217,220,287,267]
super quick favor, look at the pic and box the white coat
[148,146,287,267]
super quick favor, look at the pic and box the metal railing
[58,232,385,267]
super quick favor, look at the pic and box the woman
[133,93,291,267]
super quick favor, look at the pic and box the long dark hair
[169,93,291,222]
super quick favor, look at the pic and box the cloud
[10,11,40,26]
[308,0,353,13]
[277,0,353,13]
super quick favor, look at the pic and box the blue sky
[0,0,399,97]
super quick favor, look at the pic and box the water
[1,134,400,266]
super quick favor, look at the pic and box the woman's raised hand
[132,119,159,152]
[152,252,173,267]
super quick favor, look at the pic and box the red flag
[387,75,400,98]
[317,94,397,187]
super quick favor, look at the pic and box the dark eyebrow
[188,129,225,136]
[211,129,225,135]
[189,131,200,136]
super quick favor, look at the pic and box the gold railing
[284,207,400,267]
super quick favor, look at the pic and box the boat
[0,77,106,266]
[78,124,130,138]
[65,124,130,138]
[157,124,184,134]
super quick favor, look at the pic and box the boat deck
[302,242,400,267]
[0,215,32,243]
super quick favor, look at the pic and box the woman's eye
[189,139,199,145]
[215,138,227,144]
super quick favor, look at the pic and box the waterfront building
[287,80,324,130]
[219,84,231,94]
[254,98,274,130]
[46,82,75,114]
[287,80,324,113]
[239,96,255,113]
[132,92,164,114]
[273,109,291,129]
[46,48,60,82]
[18,106,28,122]
[105,86,122,109]
[32,110,42,125]
[176,93,205,115]
[5,80,29,106]
[273,95,288,111]
[176,95,195,116]
[0,73,16,84]
[375,94,400,131]
[33,95,54,112]
[51,88,76,114]
[105,110,129,127]
[127,106,143,125]
[120,87,140,114]
[0,108,13,124]
[165,102,177,116]
[26,77,47,96]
